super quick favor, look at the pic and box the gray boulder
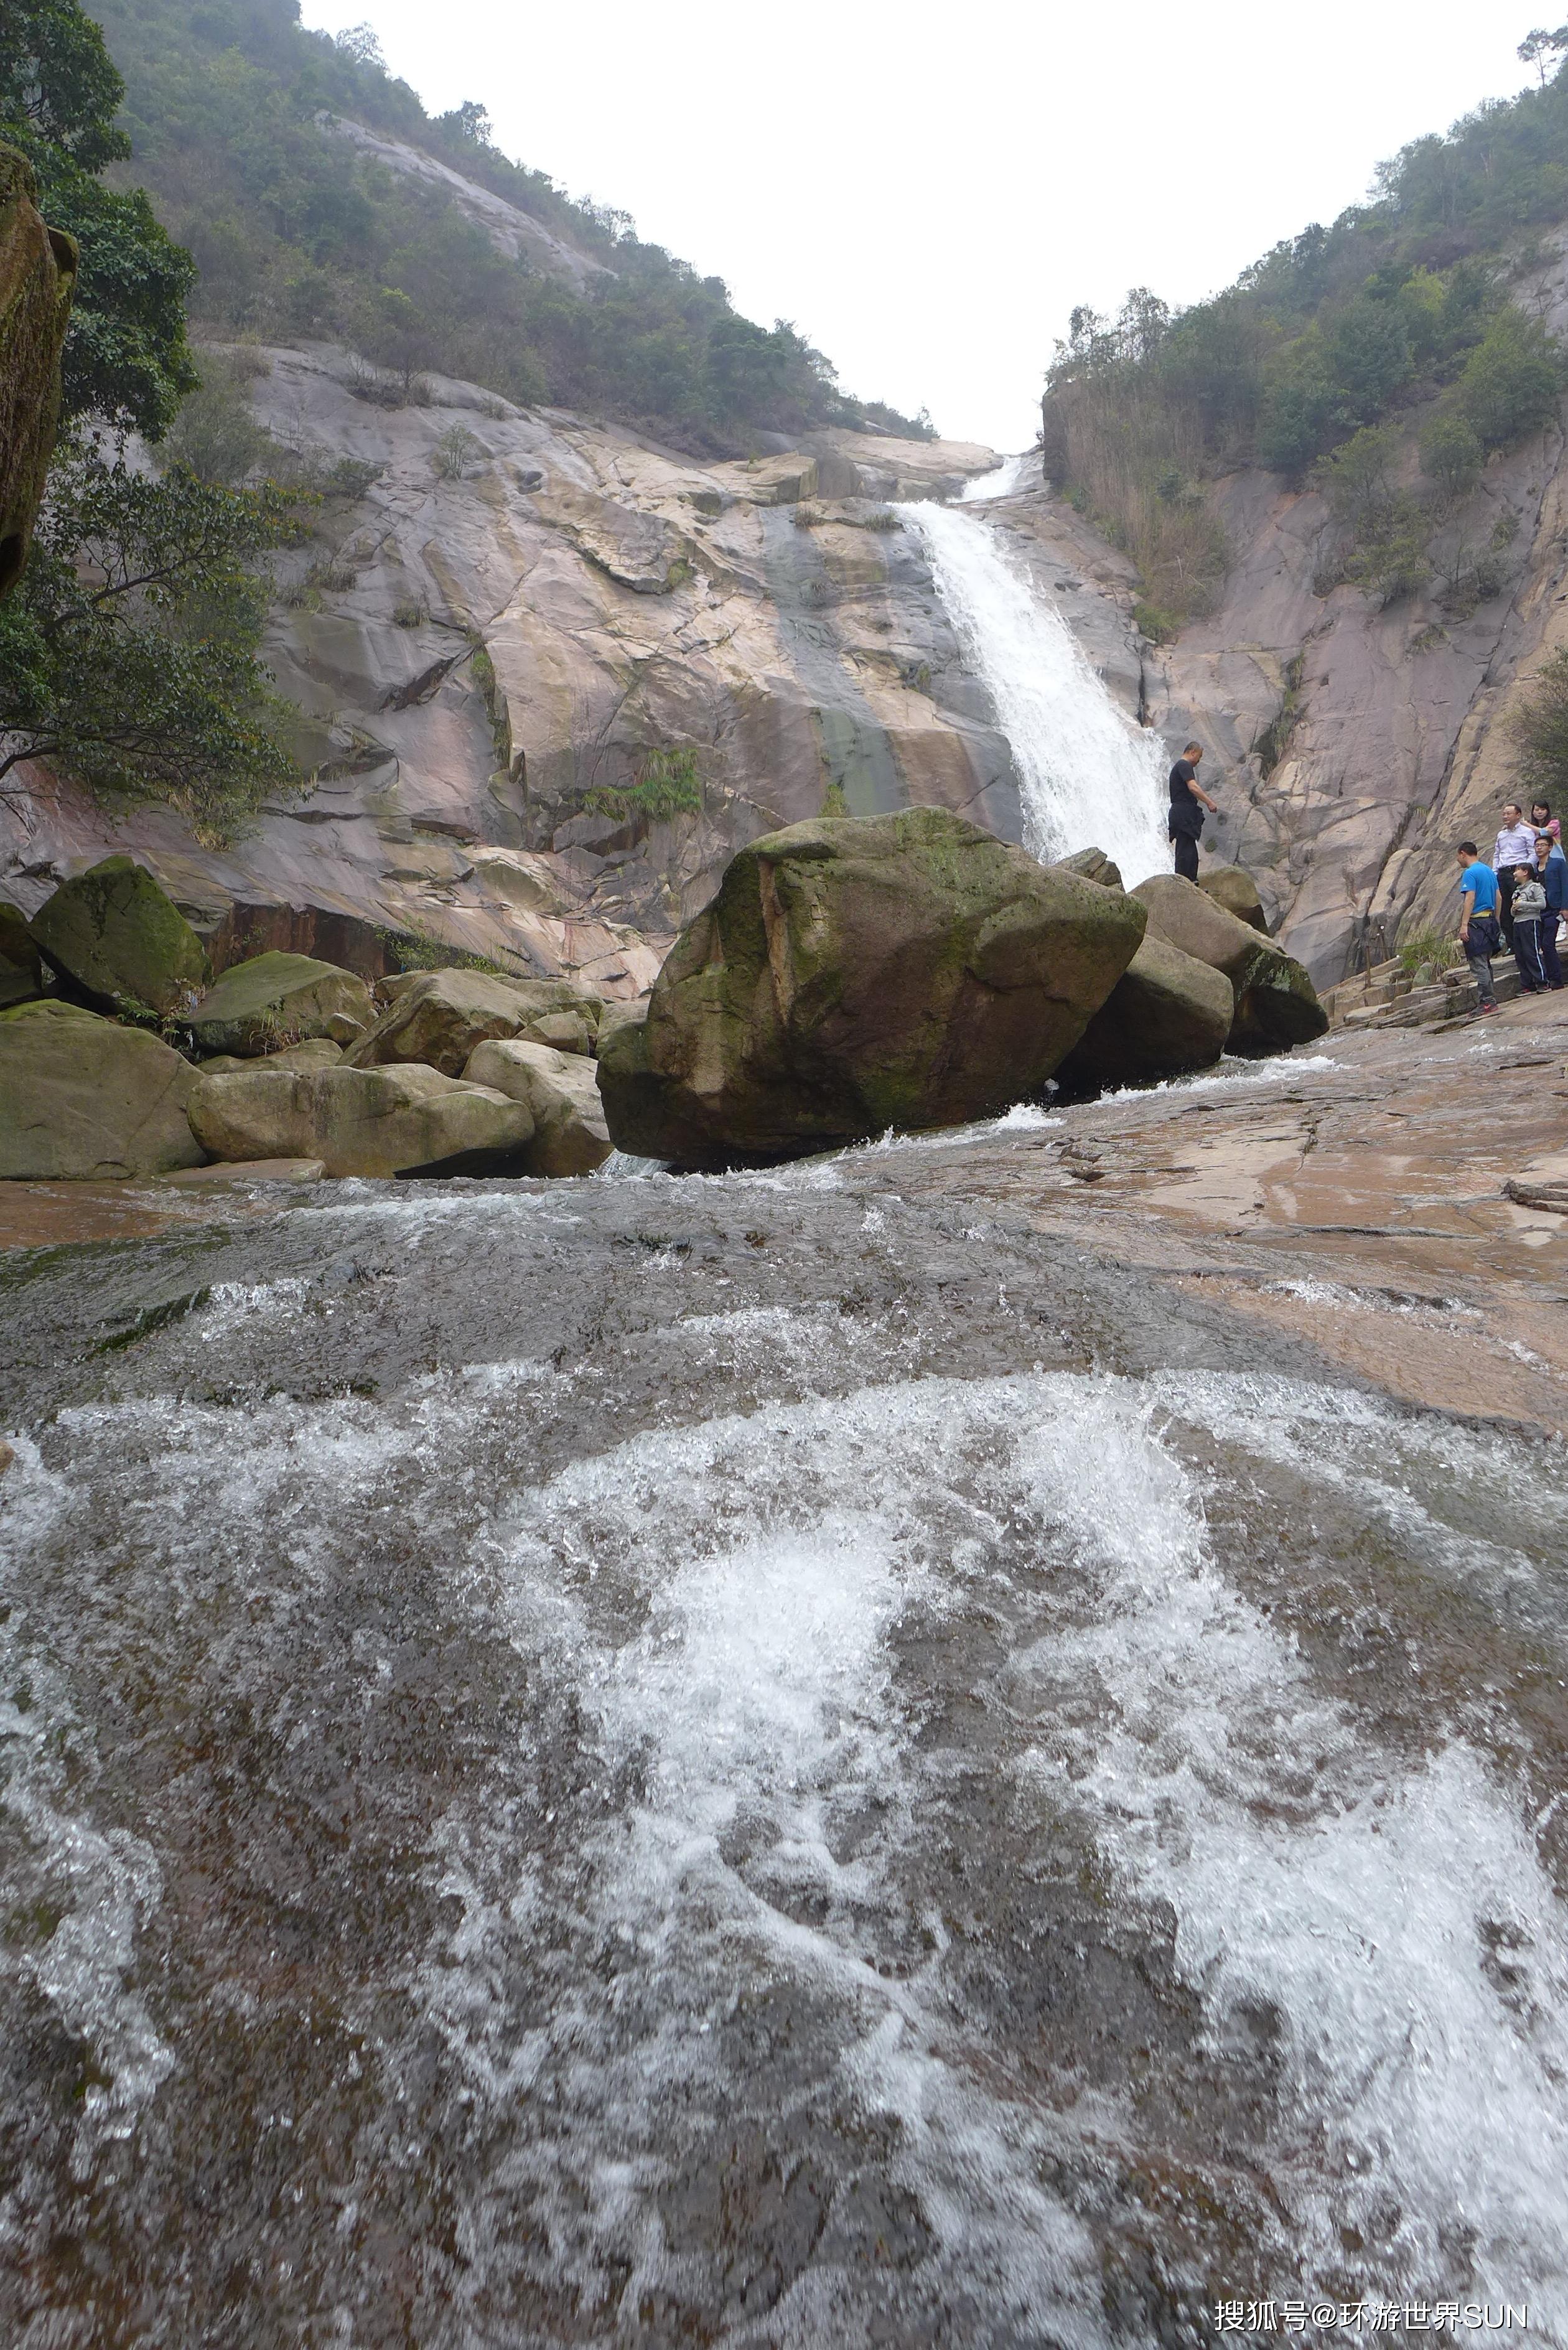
[1055,933,1234,1093]
[187,1062,535,1178]
[0,999,205,1179]
[1198,864,1269,934]
[1132,876,1327,1055]
[347,970,602,1075]
[29,856,210,1017]
[597,806,1146,1167]
[465,1039,614,1176]
[189,953,375,1056]
[1055,846,1125,890]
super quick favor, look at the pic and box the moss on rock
[29,856,210,1018]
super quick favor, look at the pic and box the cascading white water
[900,490,1172,884]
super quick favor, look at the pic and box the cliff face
[1131,233,1568,983]
[0,342,1009,988]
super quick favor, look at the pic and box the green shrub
[1132,601,1179,643]
[433,425,482,480]
[1419,412,1483,503]
[1396,922,1451,974]
[1455,307,1563,447]
[581,746,702,823]
[1507,645,1568,800]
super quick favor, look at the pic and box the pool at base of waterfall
[2,1169,1565,2348]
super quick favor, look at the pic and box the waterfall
[900,491,1172,885]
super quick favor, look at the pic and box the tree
[1419,411,1484,503]
[0,450,304,839]
[1456,306,1563,447]
[0,0,196,437]
[1517,26,1568,85]
[1508,645,1568,798]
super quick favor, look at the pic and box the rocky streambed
[2,993,1567,2346]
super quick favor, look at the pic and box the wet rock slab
[2,1003,1567,2345]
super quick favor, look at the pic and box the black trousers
[1497,866,1518,948]
[1514,918,1547,990]
[1172,830,1199,882]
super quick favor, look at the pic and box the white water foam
[900,496,1171,881]
[16,1352,1567,2329]
[958,454,1032,503]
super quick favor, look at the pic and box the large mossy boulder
[0,901,43,1008]
[1055,933,1234,1094]
[0,999,205,1179]
[29,856,210,1018]
[188,1063,536,1179]
[465,1039,614,1176]
[597,806,1147,1168]
[1132,876,1327,1056]
[348,970,602,1075]
[190,952,375,1056]
[1,144,76,602]
[1198,864,1269,934]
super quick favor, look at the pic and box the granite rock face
[0,144,75,601]
[30,856,209,1017]
[0,1000,204,1179]
[0,343,1003,1004]
[599,807,1146,1167]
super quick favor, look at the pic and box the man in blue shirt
[1456,840,1500,1013]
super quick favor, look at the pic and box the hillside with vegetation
[1042,47,1568,635]
[86,0,930,451]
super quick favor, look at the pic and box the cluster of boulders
[0,856,619,1182]
[1,820,1327,1186]
[596,810,1327,1168]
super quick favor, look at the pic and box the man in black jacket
[1168,742,1216,882]
[1534,828,1566,988]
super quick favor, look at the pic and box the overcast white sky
[301,0,1541,452]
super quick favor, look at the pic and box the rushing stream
[2,1133,1566,2346]
[901,474,1172,883]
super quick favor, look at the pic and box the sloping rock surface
[189,1063,534,1177]
[0,347,999,1001]
[30,856,209,1016]
[0,1000,203,1179]
[599,806,1146,1167]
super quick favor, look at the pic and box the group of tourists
[1456,801,1567,1013]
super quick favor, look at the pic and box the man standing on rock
[1169,742,1216,884]
[1493,803,1538,948]
[1457,840,1501,1014]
